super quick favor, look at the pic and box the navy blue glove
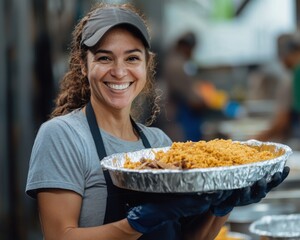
[211,166,290,217]
[127,193,219,234]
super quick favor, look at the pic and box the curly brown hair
[50,3,160,125]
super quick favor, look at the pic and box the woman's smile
[105,82,133,91]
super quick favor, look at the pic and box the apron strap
[86,101,107,159]
[85,101,152,223]
[130,117,151,148]
[86,102,151,158]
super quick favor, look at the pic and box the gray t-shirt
[25,109,172,227]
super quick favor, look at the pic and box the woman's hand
[126,193,220,234]
[210,166,290,216]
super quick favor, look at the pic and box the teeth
[106,83,130,90]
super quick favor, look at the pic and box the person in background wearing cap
[25,3,290,240]
[256,33,300,143]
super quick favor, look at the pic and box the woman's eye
[127,56,140,62]
[97,56,111,62]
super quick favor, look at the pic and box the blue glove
[211,166,290,217]
[127,193,219,234]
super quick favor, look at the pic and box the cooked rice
[123,139,276,170]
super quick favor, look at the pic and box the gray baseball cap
[81,7,150,48]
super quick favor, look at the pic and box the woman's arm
[37,189,142,240]
[191,212,229,240]
[182,211,229,240]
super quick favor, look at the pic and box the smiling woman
[50,6,157,124]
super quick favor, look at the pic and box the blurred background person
[255,33,300,146]
[161,32,207,142]
[159,31,244,142]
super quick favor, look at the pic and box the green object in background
[292,64,300,113]
[212,0,234,21]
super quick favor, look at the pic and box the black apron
[86,102,182,239]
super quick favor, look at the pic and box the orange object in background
[196,81,246,119]
[196,81,228,110]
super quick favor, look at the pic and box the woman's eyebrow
[125,49,143,54]
[94,49,111,54]
[94,48,143,54]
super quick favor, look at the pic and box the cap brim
[83,25,113,47]
[83,23,150,48]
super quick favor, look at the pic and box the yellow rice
[124,139,276,170]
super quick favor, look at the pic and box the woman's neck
[86,101,139,141]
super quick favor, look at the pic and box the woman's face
[85,27,147,111]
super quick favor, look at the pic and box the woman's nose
[110,61,128,79]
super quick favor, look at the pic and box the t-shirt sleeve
[26,118,85,199]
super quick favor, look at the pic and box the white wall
[164,0,296,66]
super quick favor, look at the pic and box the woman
[26,3,289,240]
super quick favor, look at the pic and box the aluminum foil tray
[101,140,292,193]
[249,214,300,239]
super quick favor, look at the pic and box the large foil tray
[101,140,292,193]
[249,214,300,238]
